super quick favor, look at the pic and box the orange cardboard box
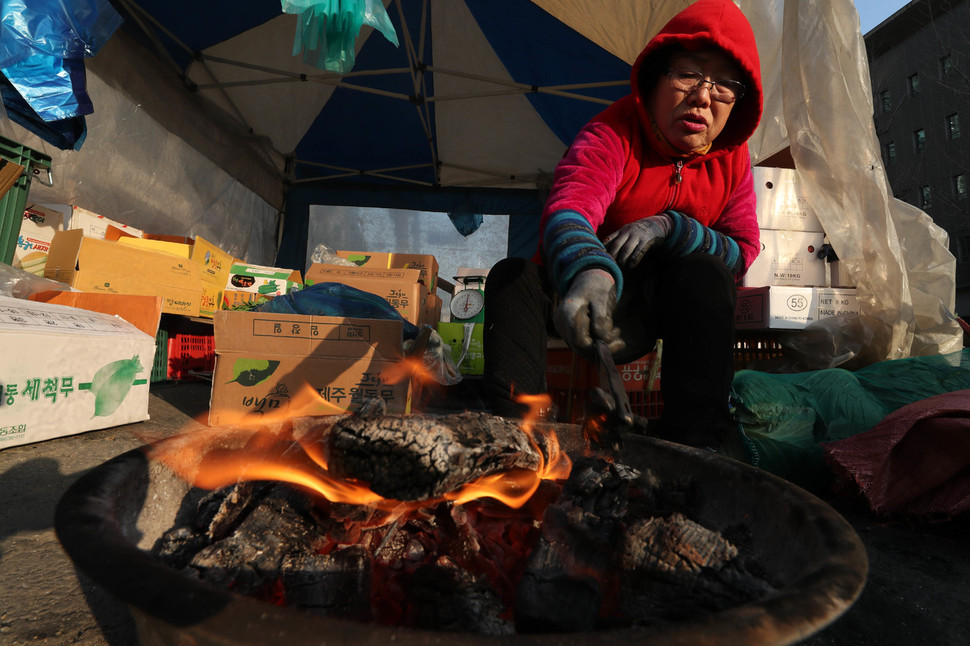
[27,290,163,338]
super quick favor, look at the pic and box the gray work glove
[553,268,624,360]
[603,214,672,269]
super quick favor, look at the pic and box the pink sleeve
[541,122,628,233]
[712,149,760,275]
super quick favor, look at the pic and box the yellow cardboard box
[45,229,202,317]
[117,237,192,258]
[191,236,235,287]
[209,310,410,425]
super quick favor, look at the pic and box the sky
[854,0,912,34]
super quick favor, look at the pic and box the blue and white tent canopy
[114,0,638,191]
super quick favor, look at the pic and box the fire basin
[55,424,867,646]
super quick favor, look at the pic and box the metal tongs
[582,339,636,451]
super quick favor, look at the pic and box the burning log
[325,411,544,500]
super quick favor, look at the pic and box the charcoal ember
[281,546,372,619]
[325,411,542,501]
[195,481,272,541]
[514,457,635,633]
[152,525,209,569]
[622,512,738,576]
[186,486,324,594]
[620,512,777,621]
[403,557,514,635]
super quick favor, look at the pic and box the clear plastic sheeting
[747,0,962,361]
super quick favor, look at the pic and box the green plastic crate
[151,328,170,383]
[0,135,53,265]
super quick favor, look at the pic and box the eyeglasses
[666,67,746,104]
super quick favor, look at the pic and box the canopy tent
[0,0,961,363]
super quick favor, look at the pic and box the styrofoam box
[736,286,859,330]
[742,229,826,287]
[0,296,154,450]
[752,167,823,232]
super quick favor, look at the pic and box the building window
[948,113,961,140]
[908,73,920,96]
[880,90,891,113]
[887,141,896,164]
[956,174,968,200]
[914,128,926,151]
[920,185,932,208]
[940,55,954,79]
[959,235,970,263]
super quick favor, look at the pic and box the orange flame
[147,407,572,515]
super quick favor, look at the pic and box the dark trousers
[482,254,737,447]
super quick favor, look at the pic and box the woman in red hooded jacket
[483,0,764,451]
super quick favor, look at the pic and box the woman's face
[647,47,743,153]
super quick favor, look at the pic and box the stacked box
[304,263,432,326]
[209,310,409,425]
[0,295,154,450]
[335,250,439,294]
[223,262,302,310]
[437,321,484,376]
[45,229,203,316]
[744,167,827,288]
[735,286,860,330]
[191,237,235,318]
[13,204,63,276]
[67,206,144,239]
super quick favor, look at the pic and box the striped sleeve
[542,210,624,298]
[662,210,743,274]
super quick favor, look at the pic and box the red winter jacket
[539,0,763,275]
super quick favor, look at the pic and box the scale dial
[450,288,485,320]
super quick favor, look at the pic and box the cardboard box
[27,291,163,338]
[304,264,429,326]
[437,321,484,376]
[735,286,859,330]
[225,262,302,297]
[13,204,64,276]
[191,236,235,287]
[199,282,223,319]
[425,292,443,325]
[742,229,826,287]
[67,206,144,239]
[0,295,154,450]
[335,250,439,293]
[45,229,202,316]
[209,310,410,425]
[117,236,192,258]
[752,167,823,232]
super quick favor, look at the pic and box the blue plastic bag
[1,0,121,125]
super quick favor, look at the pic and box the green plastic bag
[731,349,970,490]
[282,0,399,74]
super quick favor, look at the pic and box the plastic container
[165,332,215,381]
[0,135,53,265]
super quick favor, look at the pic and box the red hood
[631,0,763,154]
